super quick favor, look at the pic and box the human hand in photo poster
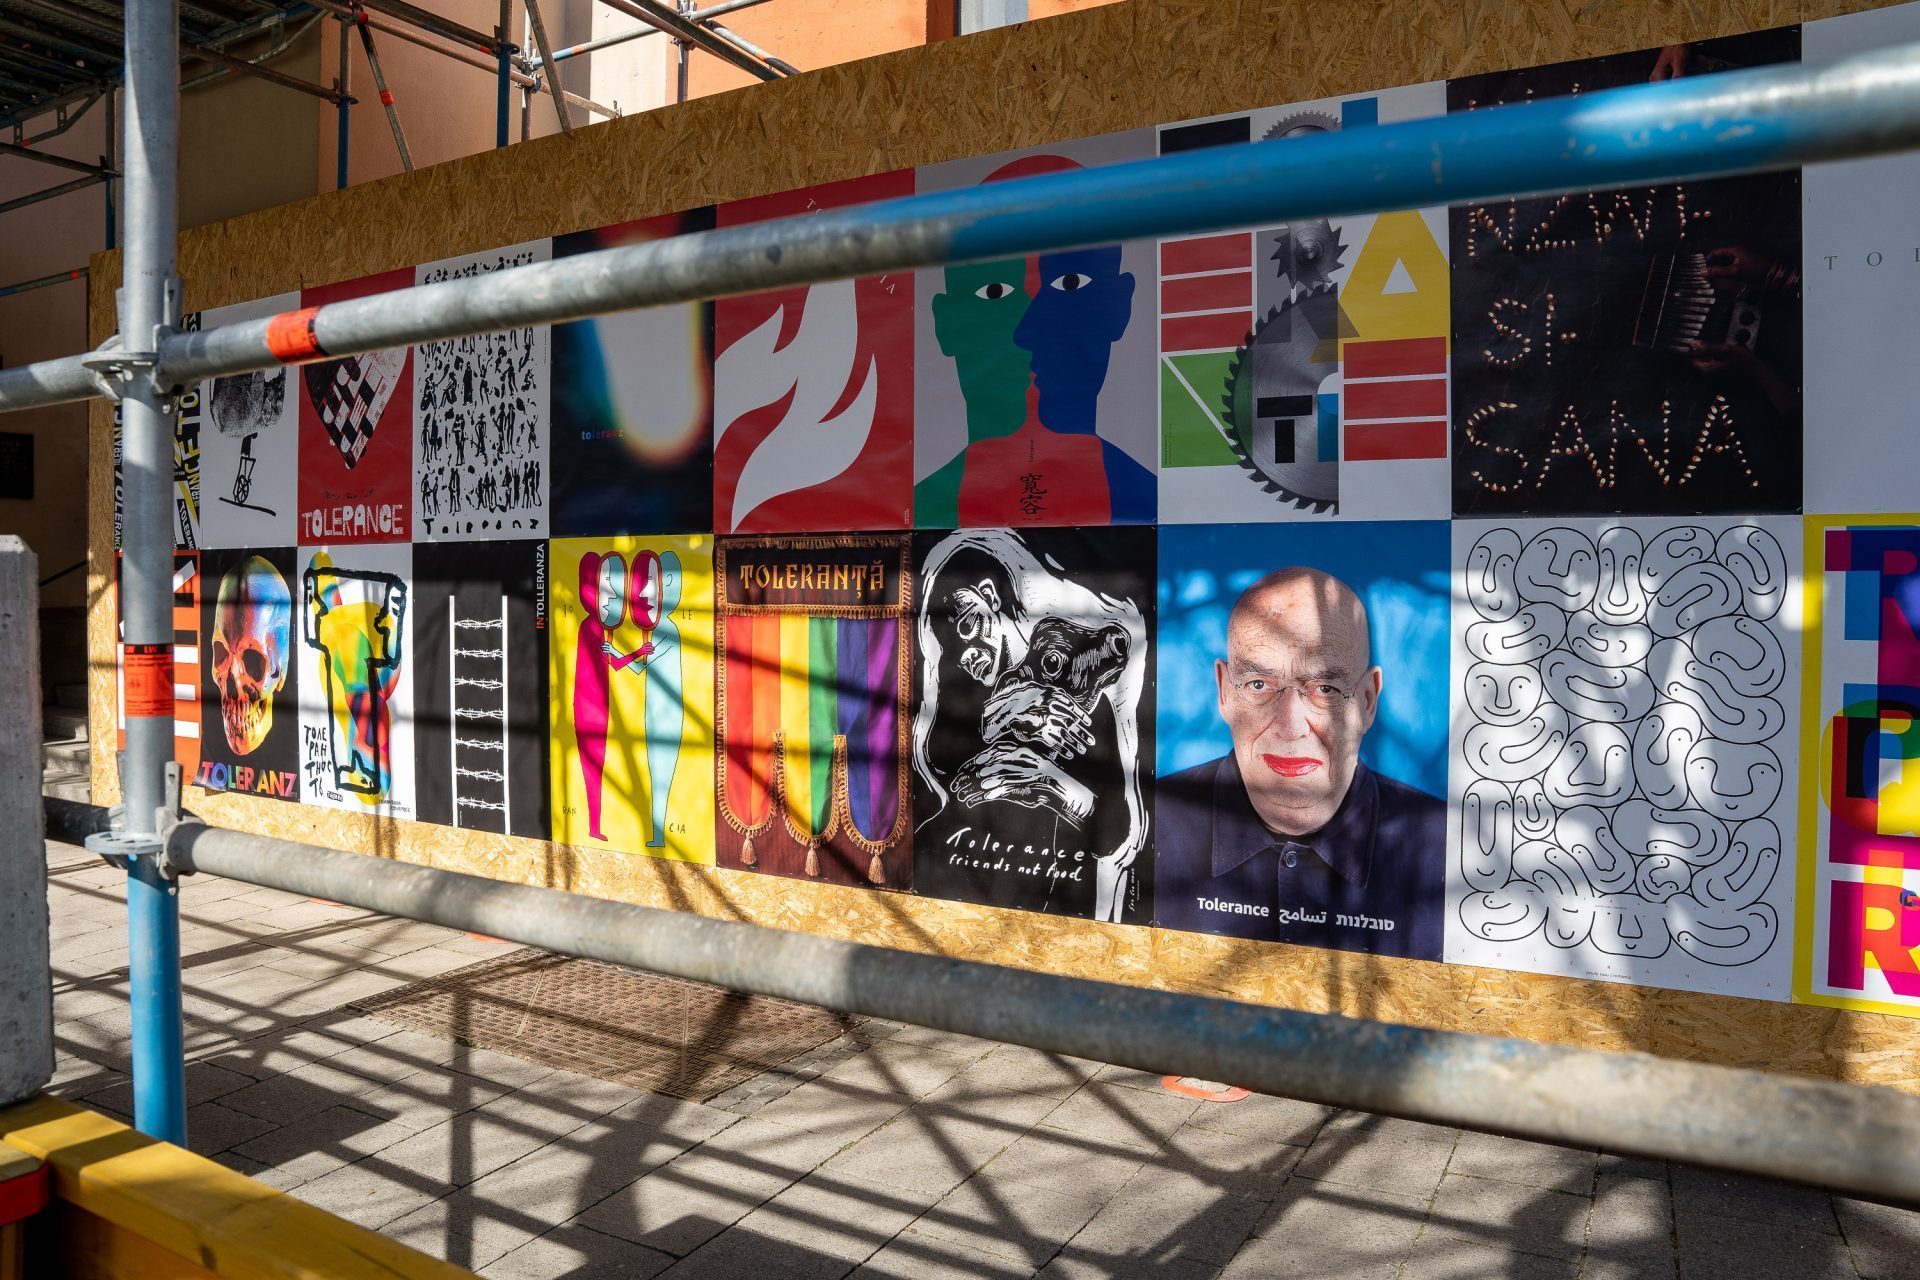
[913,528,1153,923]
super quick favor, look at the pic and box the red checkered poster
[295,267,414,545]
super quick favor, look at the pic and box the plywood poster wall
[88,0,1920,1093]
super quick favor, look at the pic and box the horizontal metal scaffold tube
[145,815,1920,1205]
[8,40,1920,413]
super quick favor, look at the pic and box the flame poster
[713,175,915,534]
[296,542,414,817]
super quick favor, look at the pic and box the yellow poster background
[549,535,715,864]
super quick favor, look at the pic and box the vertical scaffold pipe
[120,0,188,1149]
[336,15,351,189]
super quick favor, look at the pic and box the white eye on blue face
[974,281,1016,300]
[1049,272,1093,292]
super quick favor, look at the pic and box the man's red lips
[1263,755,1321,778]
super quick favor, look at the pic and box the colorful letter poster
[413,242,551,541]
[413,540,550,836]
[297,542,415,818]
[115,550,202,777]
[715,535,913,886]
[549,535,715,863]
[295,268,414,545]
[714,175,914,534]
[1448,32,1804,518]
[914,134,1157,528]
[1803,7,1920,515]
[1797,517,1920,1016]
[1445,517,1799,999]
[912,527,1153,922]
[1155,522,1449,959]
[195,547,301,802]
[550,210,715,536]
[197,294,300,549]
[1156,88,1453,523]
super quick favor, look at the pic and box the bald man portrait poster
[1155,522,1450,960]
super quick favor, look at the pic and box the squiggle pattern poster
[1445,517,1799,998]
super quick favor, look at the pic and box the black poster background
[411,539,550,835]
[196,547,301,800]
[550,208,716,537]
[1449,28,1804,517]
[912,526,1155,923]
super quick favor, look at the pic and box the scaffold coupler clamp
[80,280,185,403]
[85,755,198,880]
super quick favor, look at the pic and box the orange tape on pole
[121,643,172,719]
[264,307,324,362]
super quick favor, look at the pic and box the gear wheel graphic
[1261,109,1341,142]
[1220,292,1341,514]
[1269,218,1347,296]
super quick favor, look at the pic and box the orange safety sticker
[264,306,325,363]
[122,643,174,719]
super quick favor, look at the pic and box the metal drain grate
[349,949,862,1102]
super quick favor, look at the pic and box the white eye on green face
[974,281,1017,300]
[1049,273,1093,291]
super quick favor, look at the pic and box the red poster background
[714,171,915,533]
[295,267,414,544]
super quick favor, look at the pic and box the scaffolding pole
[520,0,571,132]
[89,0,187,1149]
[352,3,412,170]
[0,39,1903,413]
[111,811,1920,1207]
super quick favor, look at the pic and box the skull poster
[295,268,414,545]
[413,540,551,836]
[198,294,300,548]
[911,527,1154,922]
[297,543,415,818]
[195,547,301,801]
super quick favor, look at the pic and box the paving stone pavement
[39,839,1920,1279]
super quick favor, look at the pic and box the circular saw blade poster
[295,267,414,545]
[1155,88,1453,524]
[1448,31,1803,518]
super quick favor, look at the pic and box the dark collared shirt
[1154,754,1444,961]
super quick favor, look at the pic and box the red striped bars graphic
[1342,336,1448,461]
[1160,232,1253,354]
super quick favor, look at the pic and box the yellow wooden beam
[0,1096,475,1280]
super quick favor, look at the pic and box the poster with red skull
[195,547,301,800]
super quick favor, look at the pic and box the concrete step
[44,706,87,740]
[44,738,88,770]
[42,774,89,802]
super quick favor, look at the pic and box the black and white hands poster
[912,527,1153,923]
[413,242,551,541]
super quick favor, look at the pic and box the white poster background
[197,293,301,548]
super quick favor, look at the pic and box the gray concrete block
[1425,1172,1590,1262]
[1067,1162,1269,1268]
[182,1101,281,1156]
[482,1223,676,1279]
[1401,1228,1582,1279]
[658,1223,854,1280]
[909,1173,1105,1267]
[1036,1081,1202,1154]
[858,1230,1033,1279]
[951,1046,1098,1099]
[384,1190,541,1273]
[1675,1210,1856,1280]
[573,1148,795,1258]
[1160,1120,1303,1198]
[731,1175,926,1263]
[293,1155,449,1230]
[1446,1129,1597,1194]
[1836,1196,1920,1280]
[1222,1182,1431,1280]
[1294,1130,1454,1199]
[0,539,48,1108]
[1671,1165,1838,1234]
[1184,1091,1334,1148]
[980,1130,1145,1202]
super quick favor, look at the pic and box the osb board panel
[84,0,1920,1092]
